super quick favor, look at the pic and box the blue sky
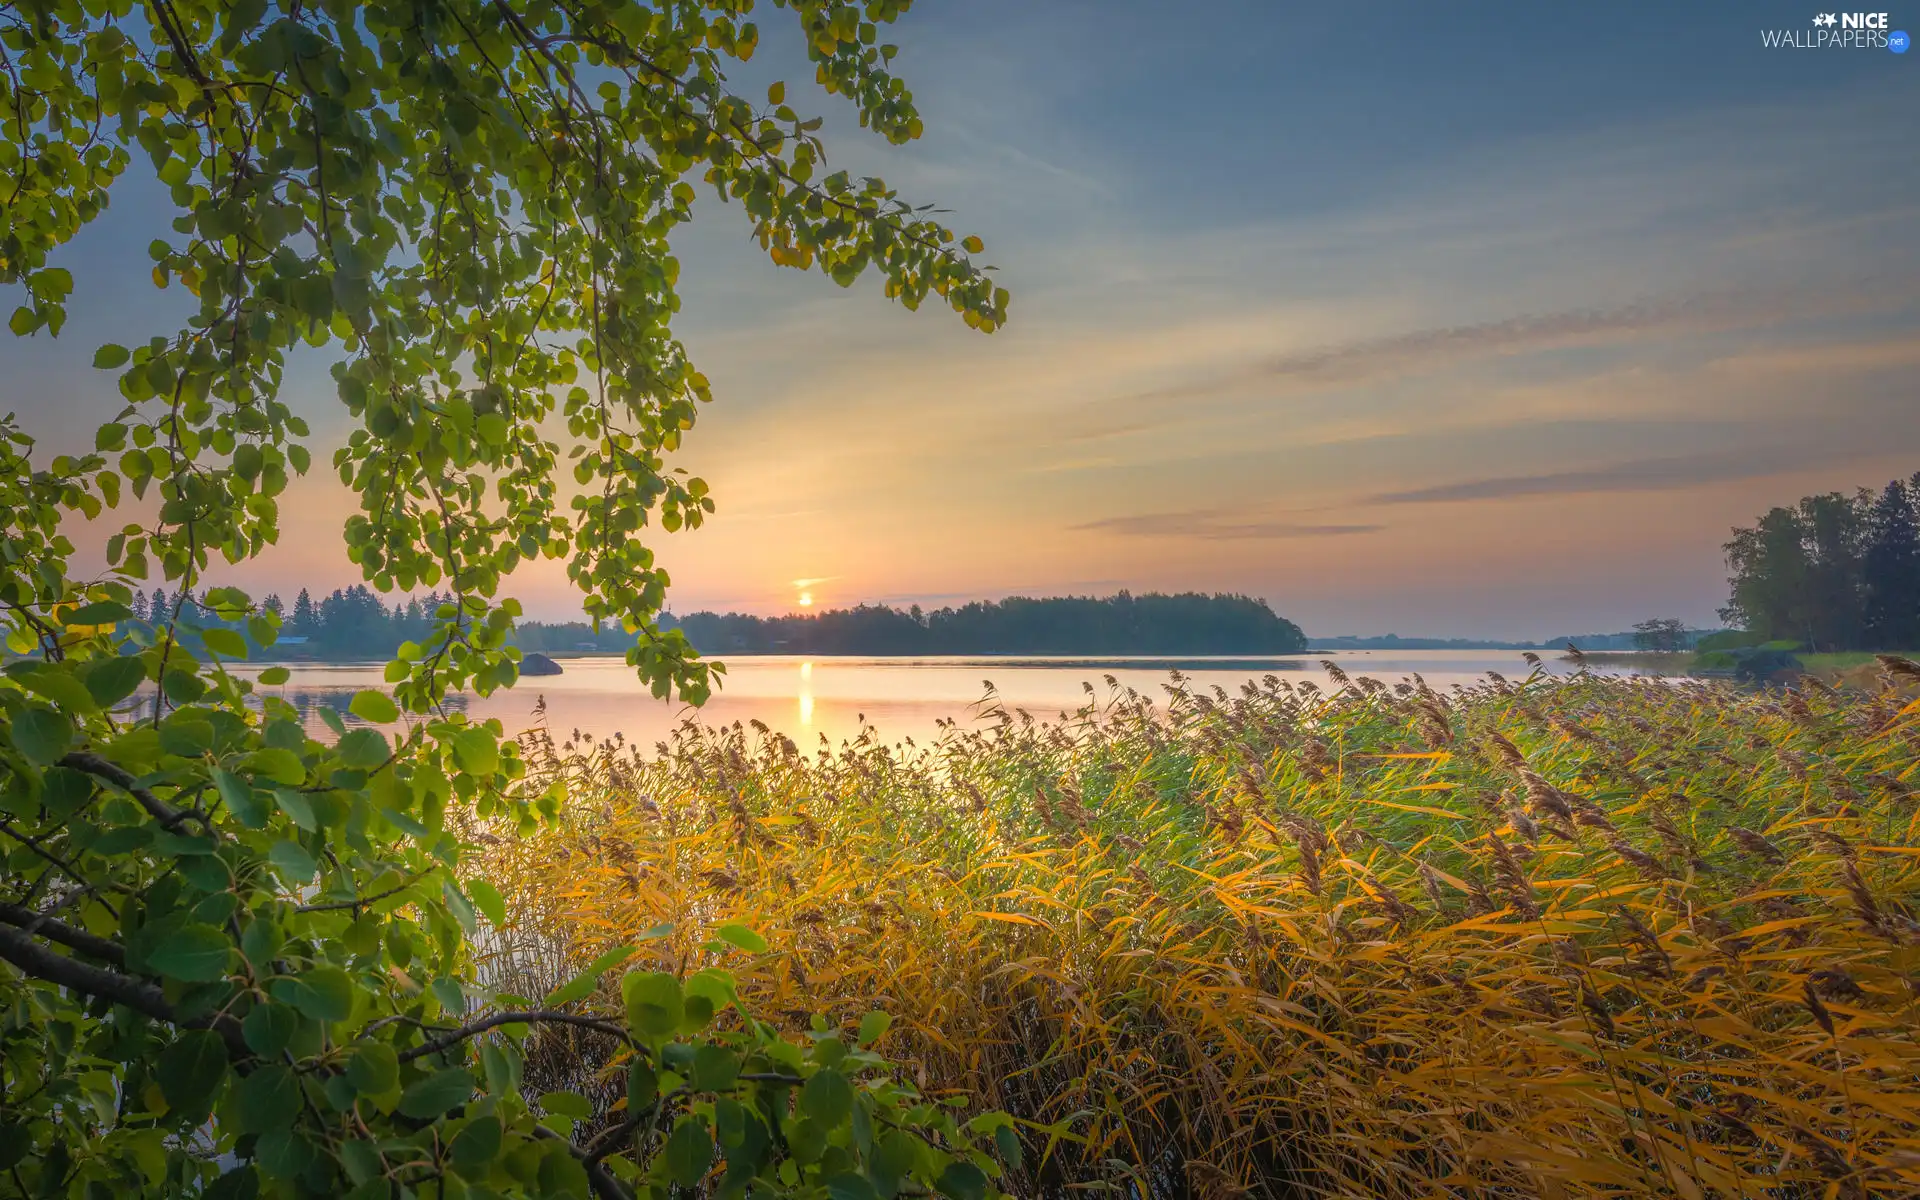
[7,0,1918,638]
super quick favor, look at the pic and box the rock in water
[521,652,564,676]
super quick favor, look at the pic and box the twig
[59,751,210,833]
[396,1009,631,1063]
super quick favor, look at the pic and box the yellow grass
[479,662,1920,1198]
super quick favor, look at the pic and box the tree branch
[59,751,209,833]
[396,1009,630,1063]
[0,924,249,1062]
[0,901,124,966]
[294,870,432,914]
[533,1124,633,1200]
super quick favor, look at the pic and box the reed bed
[477,660,1920,1199]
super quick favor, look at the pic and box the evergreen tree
[263,592,284,617]
[1863,479,1920,649]
[148,587,166,623]
[290,587,316,637]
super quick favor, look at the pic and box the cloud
[1360,443,1881,506]
[1097,277,1916,415]
[1073,509,1384,540]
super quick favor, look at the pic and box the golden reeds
[481,671,1920,1198]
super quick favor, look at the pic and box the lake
[224,650,1636,748]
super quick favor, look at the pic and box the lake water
[224,650,1630,749]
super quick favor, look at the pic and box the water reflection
[124,681,470,738]
[109,650,1631,748]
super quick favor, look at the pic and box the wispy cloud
[1074,509,1384,540]
[1360,444,1882,506]
[1053,279,1920,448]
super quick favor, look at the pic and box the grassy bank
[1803,651,1920,672]
[1561,650,1696,671]
[480,664,1920,1198]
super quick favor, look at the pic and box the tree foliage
[1629,618,1688,654]
[1,2,1009,1196]
[1720,474,1920,651]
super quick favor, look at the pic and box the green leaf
[8,664,98,714]
[308,700,346,738]
[858,1011,893,1047]
[442,880,477,932]
[148,924,230,983]
[235,1065,301,1135]
[451,727,498,776]
[0,1121,27,1172]
[467,878,506,927]
[450,1114,501,1169]
[157,1030,228,1116]
[684,969,738,1016]
[162,670,207,703]
[201,627,249,659]
[213,768,269,828]
[346,1043,399,1096]
[545,944,636,1007]
[827,1173,881,1200]
[398,1067,475,1119]
[242,1002,298,1056]
[67,601,135,625]
[268,838,319,884]
[270,965,354,1023]
[349,689,399,724]
[994,1124,1023,1168]
[628,1059,659,1113]
[204,1165,259,1200]
[714,923,768,954]
[273,788,317,830]
[93,344,131,369]
[622,971,683,1037]
[242,747,306,786]
[690,1044,739,1091]
[336,727,389,769]
[800,1069,853,1128]
[255,1129,317,1180]
[936,1162,989,1200]
[257,666,290,685]
[83,656,147,708]
[11,707,75,766]
[872,1131,919,1196]
[663,1115,714,1186]
[540,1090,592,1119]
[431,976,465,1014]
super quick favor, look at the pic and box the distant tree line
[1720,472,1920,651]
[673,591,1308,656]
[124,585,640,661]
[114,588,1306,661]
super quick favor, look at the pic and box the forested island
[674,592,1307,655]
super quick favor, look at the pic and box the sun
[797,591,814,608]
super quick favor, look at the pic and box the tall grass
[479,660,1920,1198]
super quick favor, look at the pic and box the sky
[6,0,1919,640]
